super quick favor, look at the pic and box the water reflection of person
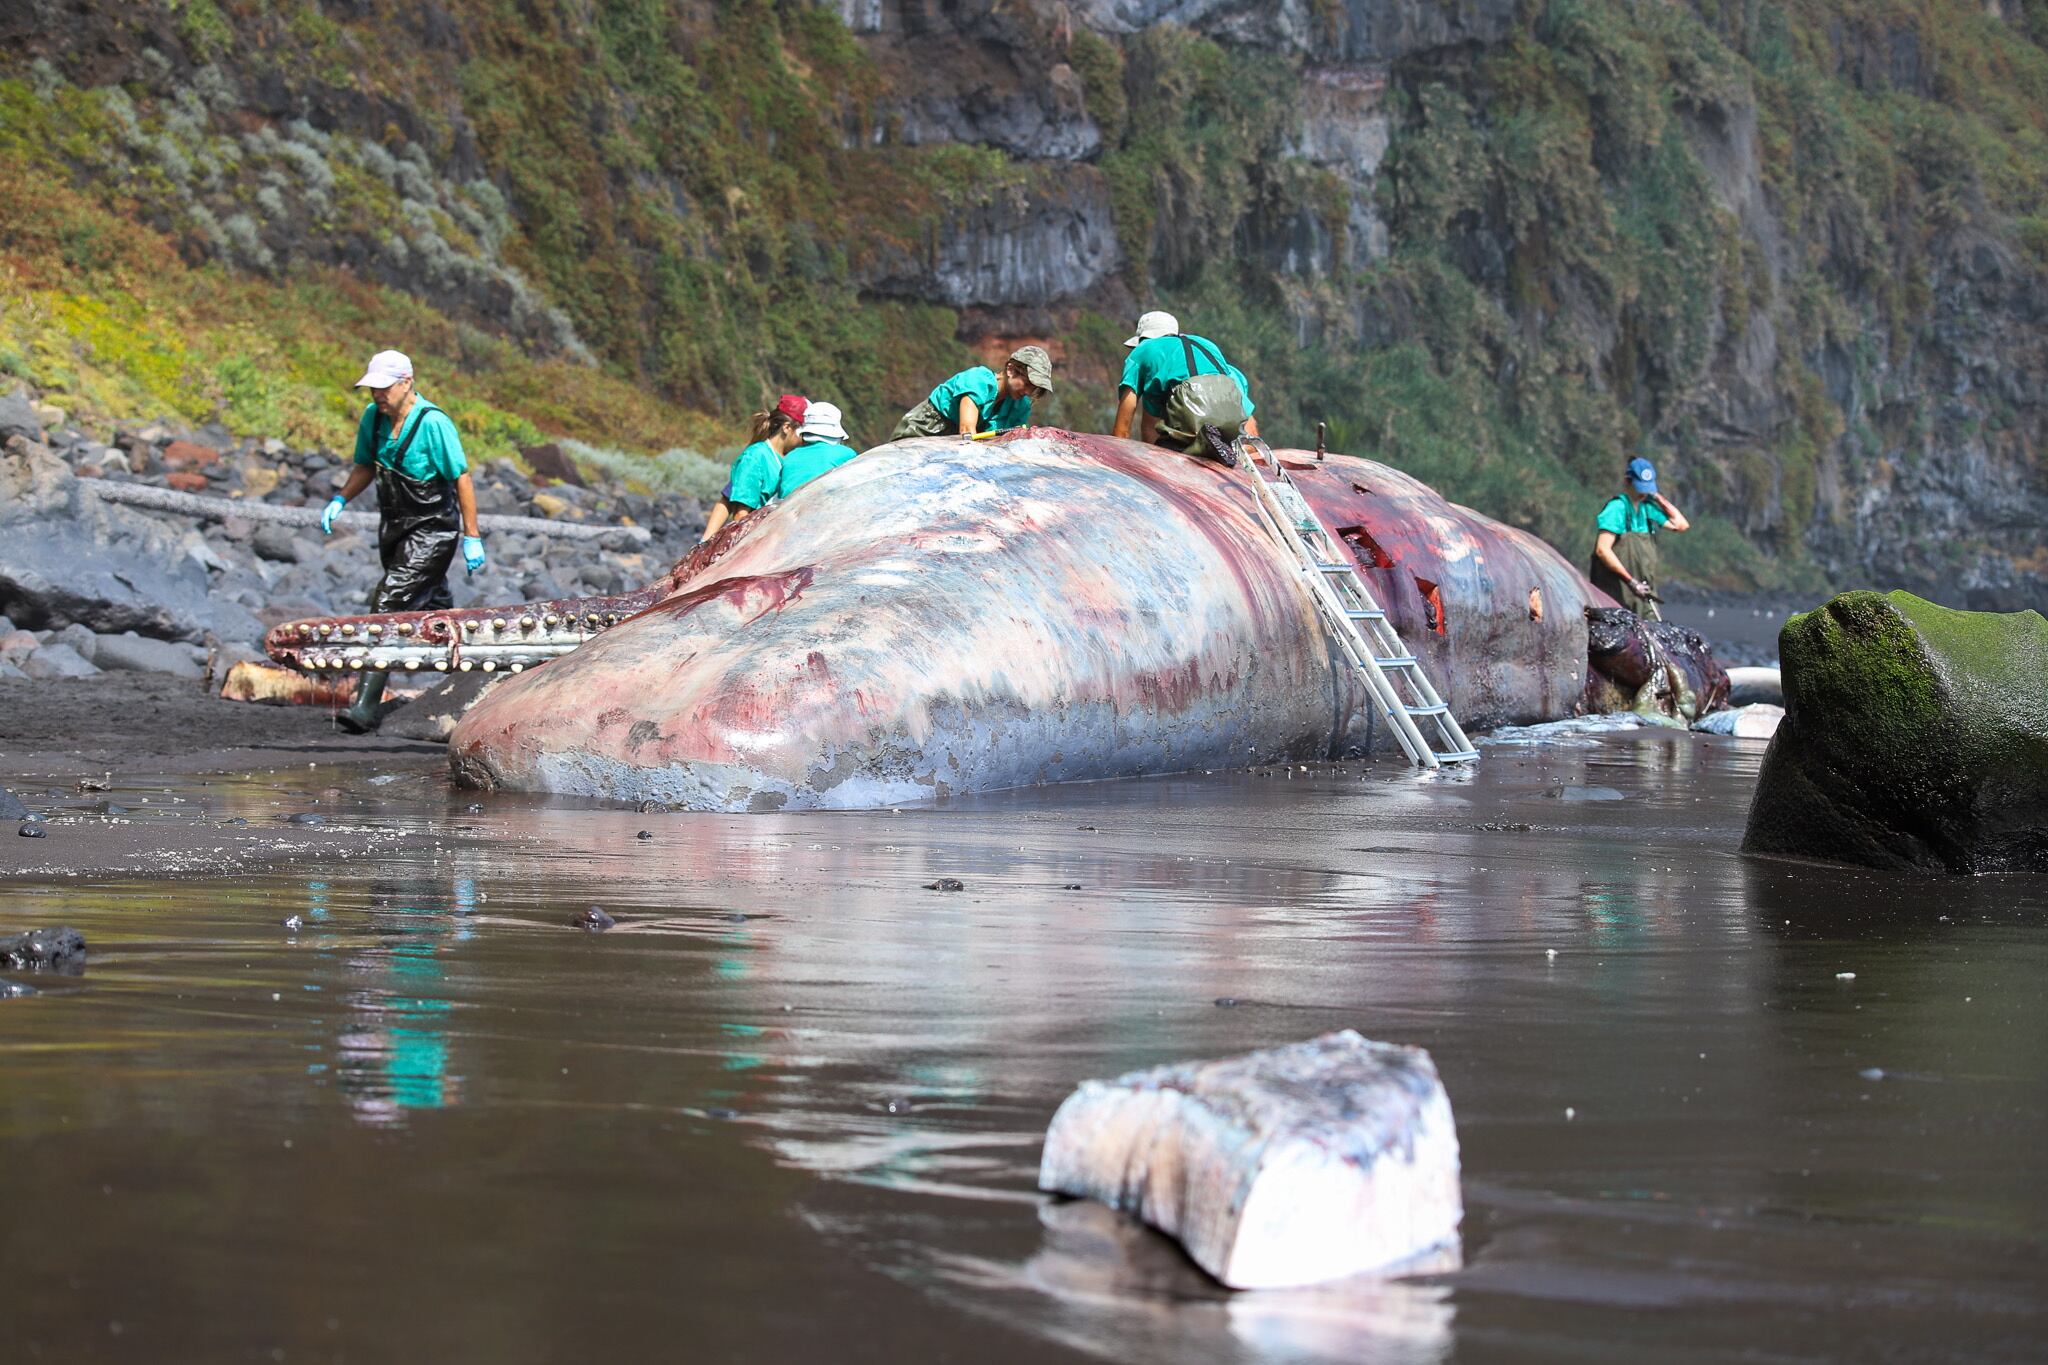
[329,876,475,1125]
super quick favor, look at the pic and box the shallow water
[2,732,2044,1362]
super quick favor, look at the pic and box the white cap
[1123,311,1179,348]
[353,349,413,389]
[799,401,848,442]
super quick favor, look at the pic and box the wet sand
[2,727,2043,1362]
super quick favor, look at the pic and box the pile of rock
[0,385,710,683]
[0,616,211,682]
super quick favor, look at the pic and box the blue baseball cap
[1626,457,1658,494]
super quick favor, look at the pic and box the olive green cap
[1009,345,1054,393]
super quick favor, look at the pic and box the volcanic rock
[1038,1030,1462,1289]
[1743,591,2048,875]
[93,631,205,678]
[0,386,42,443]
[0,927,87,972]
[21,642,99,679]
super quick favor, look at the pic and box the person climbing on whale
[776,401,860,499]
[889,347,1053,440]
[1111,311,1258,465]
[320,349,482,734]
[1590,456,1690,621]
[701,396,806,542]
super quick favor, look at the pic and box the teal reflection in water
[332,882,473,1124]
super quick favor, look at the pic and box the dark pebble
[926,877,965,892]
[636,829,654,840]
[225,817,249,826]
[18,823,46,838]
[286,813,325,826]
[1214,996,1241,1008]
[574,907,617,932]
[0,789,28,821]
[1077,825,1098,831]
[705,1106,739,1120]
[1062,883,1083,890]
[637,799,668,814]
[466,803,485,814]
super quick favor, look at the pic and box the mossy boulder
[1743,591,2048,875]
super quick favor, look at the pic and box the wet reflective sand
[2,730,2043,1362]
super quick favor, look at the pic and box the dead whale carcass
[443,430,1610,809]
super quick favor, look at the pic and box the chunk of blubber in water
[1037,1029,1460,1290]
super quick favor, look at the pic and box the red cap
[776,394,807,424]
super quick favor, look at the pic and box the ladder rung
[1404,703,1450,717]
[1344,608,1384,621]
[1374,655,1417,669]
[1434,748,1480,763]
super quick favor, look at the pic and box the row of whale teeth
[286,643,581,675]
[290,610,622,641]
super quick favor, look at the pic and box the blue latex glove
[462,534,486,574]
[320,495,345,535]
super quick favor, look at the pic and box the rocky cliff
[2,0,2043,604]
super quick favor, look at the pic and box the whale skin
[445,430,1603,810]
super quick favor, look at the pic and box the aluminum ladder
[1235,437,1479,769]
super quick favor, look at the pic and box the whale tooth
[519,615,535,630]
[491,618,507,632]
[459,660,474,672]
[341,624,356,636]
[543,612,559,627]
[366,624,383,637]
[481,660,496,672]
[397,623,415,637]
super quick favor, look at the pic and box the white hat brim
[354,370,406,389]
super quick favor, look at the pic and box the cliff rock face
[2,0,2043,604]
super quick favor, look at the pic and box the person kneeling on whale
[321,349,483,734]
[701,395,806,543]
[889,347,1053,440]
[776,401,860,499]
[1111,311,1258,466]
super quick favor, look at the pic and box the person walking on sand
[1590,456,1690,620]
[320,350,483,734]
[700,396,807,542]
[1111,311,1257,464]
[889,347,1053,440]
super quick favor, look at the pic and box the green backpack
[1158,335,1249,451]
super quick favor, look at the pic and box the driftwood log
[78,477,651,547]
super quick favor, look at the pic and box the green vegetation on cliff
[2,1,2043,593]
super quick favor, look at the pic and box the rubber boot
[337,670,388,734]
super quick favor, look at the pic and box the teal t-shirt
[777,440,860,499]
[726,440,783,510]
[352,398,468,482]
[928,366,1032,433]
[1119,334,1256,420]
[1595,495,1669,537]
